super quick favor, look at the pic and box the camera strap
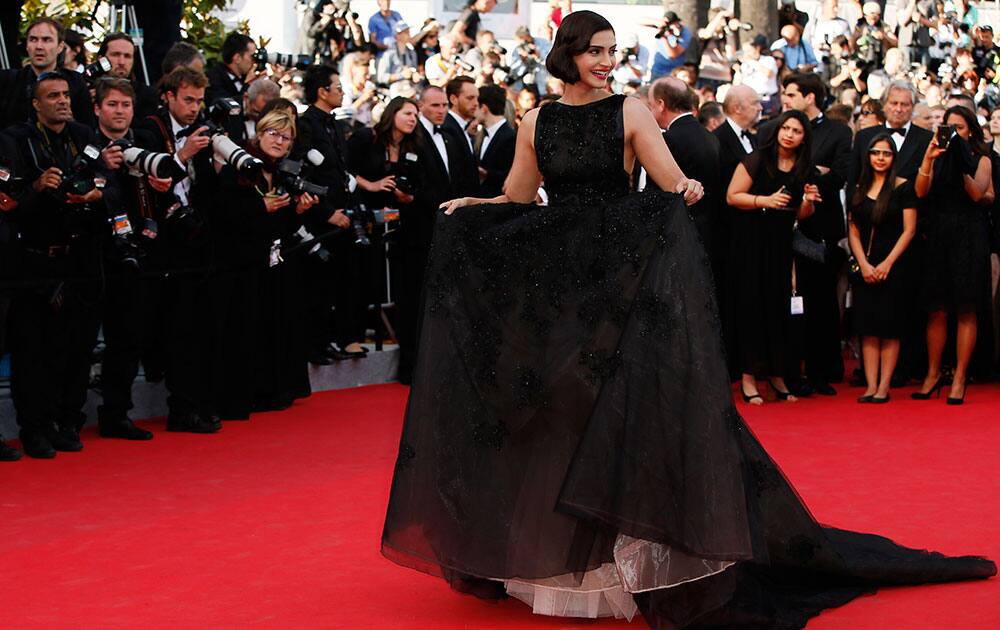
[147,114,176,155]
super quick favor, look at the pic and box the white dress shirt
[449,110,475,154]
[170,114,195,206]
[887,121,911,150]
[727,117,754,154]
[420,114,449,175]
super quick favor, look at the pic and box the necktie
[741,129,755,150]
[433,125,443,135]
[889,127,906,136]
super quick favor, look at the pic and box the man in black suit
[205,32,257,107]
[849,80,932,384]
[474,85,515,198]
[713,84,761,372]
[646,77,721,263]
[443,76,478,159]
[0,18,95,130]
[759,73,853,395]
[395,86,476,382]
[295,65,357,364]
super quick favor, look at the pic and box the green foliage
[20,0,99,37]
[182,0,233,62]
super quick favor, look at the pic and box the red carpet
[1,382,998,628]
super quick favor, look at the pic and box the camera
[59,144,105,199]
[107,213,157,270]
[654,24,682,40]
[0,161,24,198]
[253,48,315,72]
[208,97,242,126]
[342,204,393,246]
[82,57,112,83]
[284,225,331,262]
[454,58,476,72]
[163,201,205,243]
[390,152,420,195]
[274,149,329,197]
[109,139,185,180]
[177,119,263,178]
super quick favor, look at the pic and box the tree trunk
[738,0,779,43]
[663,0,701,32]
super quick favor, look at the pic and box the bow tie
[740,129,752,139]
[433,125,443,135]
[888,127,907,136]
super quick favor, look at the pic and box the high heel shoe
[911,376,946,400]
[946,383,966,406]
[768,380,794,401]
[741,386,763,405]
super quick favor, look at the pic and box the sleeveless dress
[380,95,995,628]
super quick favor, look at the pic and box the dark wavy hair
[373,96,420,154]
[758,109,813,182]
[545,10,614,84]
[943,105,990,156]
[851,132,898,225]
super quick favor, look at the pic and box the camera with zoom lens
[163,201,205,243]
[284,225,332,262]
[177,118,263,178]
[454,58,476,72]
[274,149,329,198]
[82,57,112,83]
[654,24,682,40]
[109,138,186,180]
[342,204,393,246]
[253,47,315,72]
[107,213,157,270]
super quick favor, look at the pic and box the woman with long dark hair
[382,10,994,628]
[347,96,421,210]
[848,133,918,403]
[913,105,995,403]
[725,109,821,404]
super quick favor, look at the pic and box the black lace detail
[472,418,510,451]
[578,348,623,385]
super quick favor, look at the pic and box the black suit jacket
[296,104,350,223]
[714,120,755,196]
[205,62,243,106]
[759,114,853,241]
[442,111,476,161]
[477,120,515,198]
[648,115,721,250]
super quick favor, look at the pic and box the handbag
[848,226,875,284]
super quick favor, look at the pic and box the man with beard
[97,32,160,119]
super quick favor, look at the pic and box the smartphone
[936,124,954,150]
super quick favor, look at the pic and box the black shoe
[308,351,334,366]
[0,440,23,461]
[789,381,814,398]
[741,386,763,405]
[857,394,874,403]
[99,418,154,440]
[166,411,220,434]
[49,425,84,452]
[20,432,56,459]
[911,376,946,400]
[946,383,966,406]
[810,382,837,396]
[768,380,795,401]
[871,394,891,404]
[200,412,223,431]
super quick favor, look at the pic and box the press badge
[790,295,804,316]
[269,239,283,268]
[111,214,133,235]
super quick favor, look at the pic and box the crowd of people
[0,0,999,461]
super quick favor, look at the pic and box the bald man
[772,23,817,73]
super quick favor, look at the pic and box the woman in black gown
[848,133,917,403]
[726,110,822,405]
[381,11,995,628]
[913,106,995,404]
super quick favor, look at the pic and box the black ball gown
[380,94,995,628]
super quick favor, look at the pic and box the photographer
[463,30,503,74]
[508,26,549,92]
[853,2,898,67]
[347,96,420,214]
[295,65,365,364]
[92,78,167,441]
[368,0,404,56]
[413,19,442,70]
[424,34,475,87]
[611,33,649,91]
[0,18,95,130]
[134,67,220,434]
[310,2,366,63]
[98,33,160,120]
[342,54,379,127]
[377,22,421,87]
[451,0,499,50]
[213,110,318,416]
[650,11,692,81]
[697,8,741,89]
[4,72,106,458]
[772,24,819,74]
[206,33,260,107]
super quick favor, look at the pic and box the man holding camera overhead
[206,32,260,107]
[134,66,221,435]
[4,71,106,458]
[0,18,95,130]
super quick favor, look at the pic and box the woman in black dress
[382,11,995,628]
[913,105,995,404]
[347,96,420,212]
[848,133,917,403]
[726,110,822,405]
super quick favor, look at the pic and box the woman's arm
[847,213,866,263]
[726,162,792,210]
[624,97,702,203]
[442,108,543,213]
[798,183,820,219]
[963,155,992,203]
[915,137,945,198]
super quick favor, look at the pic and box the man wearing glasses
[0,18,95,130]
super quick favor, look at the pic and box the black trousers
[328,233,368,348]
[395,243,431,380]
[99,273,167,422]
[9,254,101,436]
[161,272,214,416]
[788,254,844,384]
